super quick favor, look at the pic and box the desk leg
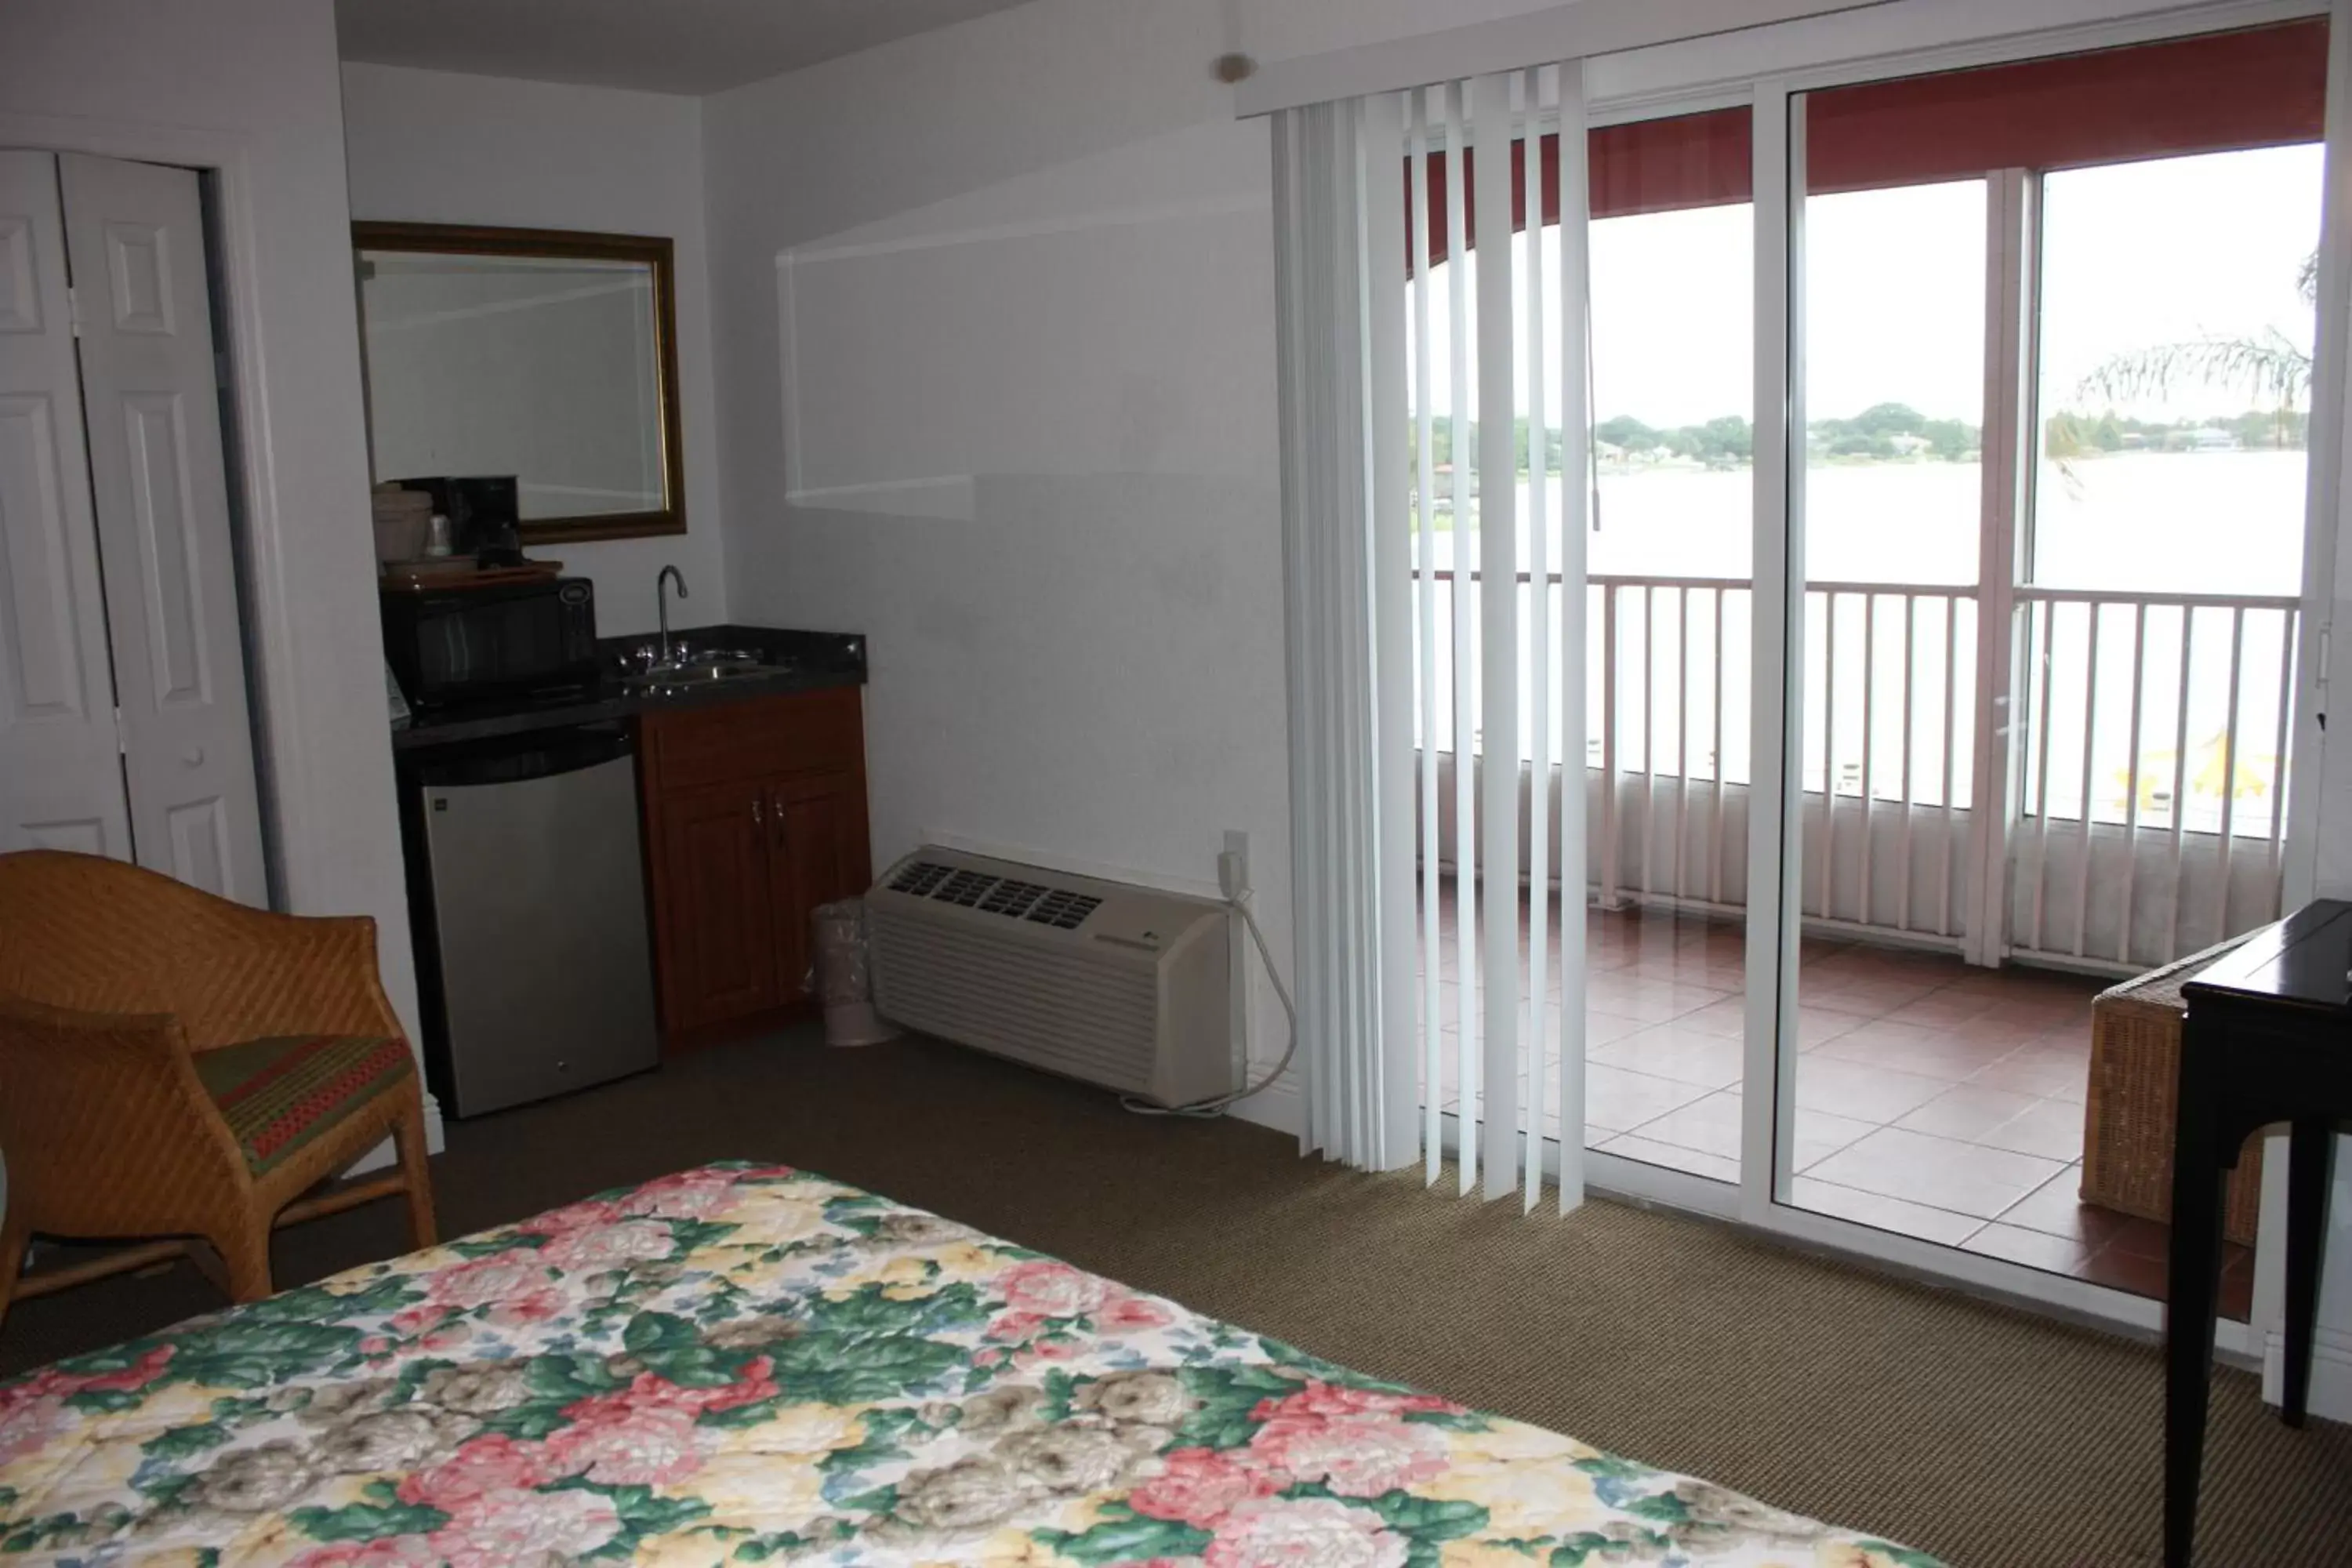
[2283,1118,2336,1428]
[2165,1069,2227,1568]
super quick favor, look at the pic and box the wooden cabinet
[639,687,871,1049]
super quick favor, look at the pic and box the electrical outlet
[1219,829,1250,901]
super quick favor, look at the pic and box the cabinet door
[652,779,777,1031]
[768,769,873,1000]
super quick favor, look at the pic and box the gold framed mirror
[353,221,685,543]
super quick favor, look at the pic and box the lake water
[1414,450,2307,837]
[1421,448,2307,592]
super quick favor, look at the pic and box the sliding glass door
[1788,169,1994,1237]
[1766,20,2327,1316]
[1387,9,2336,1339]
[1577,111,1755,1181]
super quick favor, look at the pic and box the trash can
[811,898,900,1047]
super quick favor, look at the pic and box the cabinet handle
[750,793,764,826]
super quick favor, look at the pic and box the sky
[1411,141,2324,430]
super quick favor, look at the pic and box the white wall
[340,63,727,637]
[703,0,1297,1122]
[0,1,422,1044]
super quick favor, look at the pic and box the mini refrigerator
[401,723,659,1117]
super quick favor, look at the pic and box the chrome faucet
[656,564,689,665]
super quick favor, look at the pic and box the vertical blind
[1276,64,1592,1207]
[1417,65,1593,1207]
[1272,97,1397,1171]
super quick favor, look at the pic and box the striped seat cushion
[194,1034,413,1177]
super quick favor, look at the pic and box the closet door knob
[183,746,205,768]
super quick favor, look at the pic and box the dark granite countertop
[391,626,866,752]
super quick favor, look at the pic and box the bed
[0,1163,1938,1566]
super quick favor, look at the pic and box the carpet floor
[3,1028,2347,1566]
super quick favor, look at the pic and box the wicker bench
[2083,935,2264,1245]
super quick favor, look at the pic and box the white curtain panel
[1273,66,1592,1206]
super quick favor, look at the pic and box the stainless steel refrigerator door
[419,751,658,1115]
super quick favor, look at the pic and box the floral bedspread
[0,1163,1938,1566]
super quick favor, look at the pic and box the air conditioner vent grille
[978,878,1049,919]
[1026,890,1102,930]
[889,861,1101,929]
[890,861,953,898]
[935,869,1000,907]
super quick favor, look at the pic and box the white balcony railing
[1413,569,2296,972]
[2013,585,2297,967]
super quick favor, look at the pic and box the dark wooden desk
[2169,900,2352,1567]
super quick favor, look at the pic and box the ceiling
[334,0,1038,95]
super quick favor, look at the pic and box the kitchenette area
[361,219,870,1123]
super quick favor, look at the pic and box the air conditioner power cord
[1120,887,1297,1120]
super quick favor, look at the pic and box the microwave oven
[381,577,600,708]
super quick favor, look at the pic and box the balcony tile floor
[1425,892,2252,1319]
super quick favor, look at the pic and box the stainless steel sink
[624,654,772,689]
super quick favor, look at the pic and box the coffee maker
[387,476,524,566]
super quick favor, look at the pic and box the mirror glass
[355,232,680,539]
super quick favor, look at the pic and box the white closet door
[60,153,265,904]
[0,151,129,859]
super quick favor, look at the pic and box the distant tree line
[2045,407,2307,455]
[1806,401,1976,461]
[1406,397,2299,480]
[1410,416,1567,474]
[1412,413,1749,473]
[1595,415,1752,464]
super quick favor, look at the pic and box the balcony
[1422,887,2253,1319]
[1417,569,2297,972]
[1416,568,2286,1313]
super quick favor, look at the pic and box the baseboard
[1227,1069,1304,1139]
[2262,1323,2352,1423]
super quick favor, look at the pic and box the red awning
[1807,18,2326,194]
[1410,18,2325,270]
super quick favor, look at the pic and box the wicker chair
[0,850,436,1328]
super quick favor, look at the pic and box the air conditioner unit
[867,847,1233,1107]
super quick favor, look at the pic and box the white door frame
[1962,169,2037,971]
[2259,0,2352,1391]
[1741,74,1803,1225]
